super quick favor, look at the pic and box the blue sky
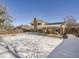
[0,0,79,26]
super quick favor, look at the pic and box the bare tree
[0,4,13,31]
[64,16,77,27]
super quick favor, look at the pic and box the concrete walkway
[48,34,79,58]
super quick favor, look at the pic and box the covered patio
[42,24,65,35]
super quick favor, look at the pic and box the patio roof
[46,22,65,25]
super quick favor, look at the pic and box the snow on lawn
[0,33,63,58]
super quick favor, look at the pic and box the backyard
[0,32,63,58]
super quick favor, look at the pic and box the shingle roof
[46,22,65,25]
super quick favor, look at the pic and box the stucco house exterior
[31,18,47,32]
[31,18,66,35]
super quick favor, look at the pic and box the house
[31,18,47,32]
[44,22,65,34]
[31,18,66,35]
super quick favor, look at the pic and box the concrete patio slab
[48,34,79,58]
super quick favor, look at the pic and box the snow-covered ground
[0,33,63,58]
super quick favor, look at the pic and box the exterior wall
[31,19,65,35]
[31,19,46,32]
[31,24,64,34]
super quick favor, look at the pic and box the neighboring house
[65,23,79,36]
[16,24,31,32]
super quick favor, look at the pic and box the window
[38,23,41,25]
[31,24,34,25]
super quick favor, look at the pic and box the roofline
[46,22,65,25]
